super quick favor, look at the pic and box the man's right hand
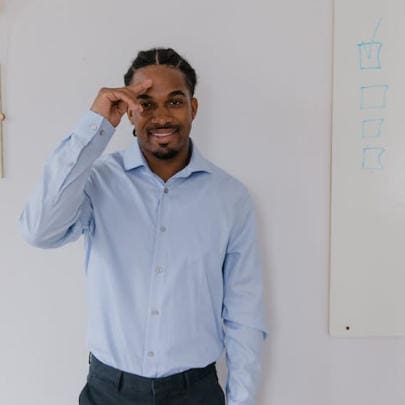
[90,80,152,127]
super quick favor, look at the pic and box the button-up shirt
[19,110,268,405]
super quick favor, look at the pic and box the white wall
[1,0,404,404]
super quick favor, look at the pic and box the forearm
[222,191,269,404]
[225,321,266,405]
[19,110,114,248]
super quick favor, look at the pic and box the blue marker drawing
[357,18,383,70]
[362,147,385,170]
[360,85,388,109]
[361,118,384,138]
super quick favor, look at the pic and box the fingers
[129,79,153,95]
[106,80,153,113]
[114,100,128,116]
[125,79,153,113]
[91,80,153,127]
[104,89,138,113]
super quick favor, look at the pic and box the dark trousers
[79,353,225,405]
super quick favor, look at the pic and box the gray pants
[79,354,225,405]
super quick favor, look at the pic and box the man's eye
[169,99,184,106]
[140,102,152,109]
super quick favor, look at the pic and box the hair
[124,48,197,96]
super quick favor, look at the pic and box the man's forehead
[137,90,187,100]
[131,65,190,96]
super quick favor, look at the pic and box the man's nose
[151,105,171,124]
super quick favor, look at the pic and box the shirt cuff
[72,110,115,147]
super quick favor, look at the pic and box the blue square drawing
[362,147,385,170]
[358,41,383,70]
[360,85,388,110]
[361,119,384,138]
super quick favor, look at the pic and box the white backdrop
[1,0,404,404]
[330,0,405,337]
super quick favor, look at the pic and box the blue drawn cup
[358,41,383,70]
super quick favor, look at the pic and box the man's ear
[191,97,198,120]
[127,110,137,136]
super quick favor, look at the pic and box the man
[19,48,268,405]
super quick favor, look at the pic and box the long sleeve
[19,110,115,248]
[222,192,269,405]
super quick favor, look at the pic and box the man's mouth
[148,127,179,138]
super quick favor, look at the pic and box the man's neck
[143,142,191,182]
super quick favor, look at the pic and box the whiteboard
[330,0,405,336]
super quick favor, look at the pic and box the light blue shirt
[19,110,268,404]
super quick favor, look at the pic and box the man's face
[128,65,198,161]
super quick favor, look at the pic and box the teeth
[153,132,173,137]
[151,130,176,137]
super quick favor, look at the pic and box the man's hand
[90,80,152,127]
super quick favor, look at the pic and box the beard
[136,126,191,162]
[151,145,180,160]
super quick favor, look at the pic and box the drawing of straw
[357,18,383,70]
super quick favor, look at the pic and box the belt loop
[116,371,123,392]
[183,371,191,390]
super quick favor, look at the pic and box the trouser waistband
[88,353,217,394]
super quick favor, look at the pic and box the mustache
[146,124,180,132]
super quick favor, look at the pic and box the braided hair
[124,48,197,96]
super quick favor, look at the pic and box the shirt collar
[122,138,212,177]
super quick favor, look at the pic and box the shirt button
[151,309,159,316]
[155,266,163,274]
[164,187,169,194]
[160,226,166,232]
[90,124,97,131]
[99,129,105,136]
[147,351,154,357]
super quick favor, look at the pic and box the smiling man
[125,63,198,181]
[19,48,268,405]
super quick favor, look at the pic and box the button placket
[143,185,169,374]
